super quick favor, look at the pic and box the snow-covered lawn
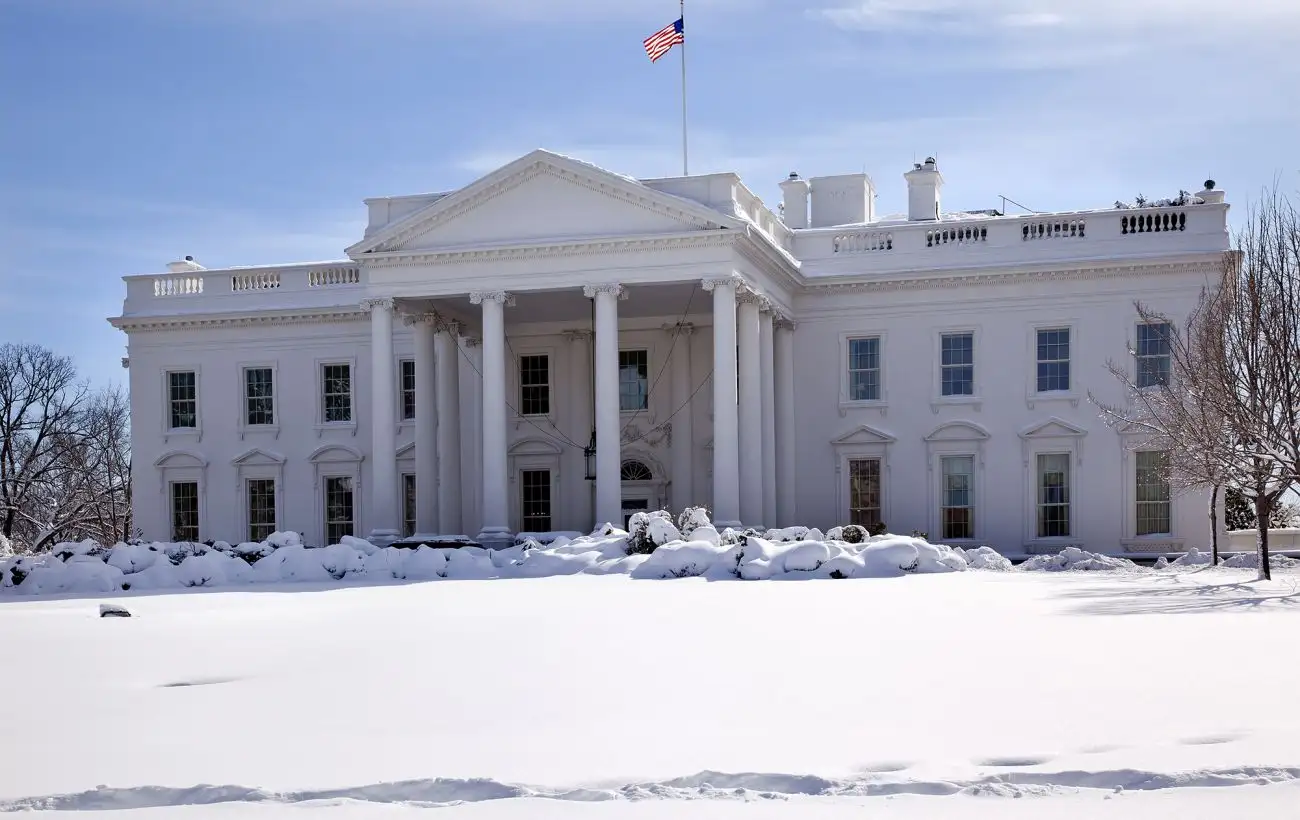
[3,567,1299,817]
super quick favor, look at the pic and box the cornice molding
[360,231,736,268]
[108,309,367,333]
[806,261,1213,294]
[363,161,726,255]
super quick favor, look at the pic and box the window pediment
[924,420,990,442]
[830,424,897,449]
[508,437,563,457]
[1019,417,1088,440]
[155,449,207,469]
[230,447,286,467]
[308,443,365,463]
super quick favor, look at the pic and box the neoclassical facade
[112,150,1231,554]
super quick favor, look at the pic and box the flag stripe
[644,18,684,62]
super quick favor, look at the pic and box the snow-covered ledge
[1227,528,1300,552]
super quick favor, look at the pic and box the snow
[2,566,1299,818]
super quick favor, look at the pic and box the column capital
[775,317,798,332]
[360,297,396,312]
[470,290,515,307]
[464,336,482,348]
[562,329,595,342]
[702,273,745,292]
[663,321,695,336]
[401,311,436,327]
[735,288,769,308]
[436,317,463,336]
[582,283,626,299]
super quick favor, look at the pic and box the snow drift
[1,510,1014,596]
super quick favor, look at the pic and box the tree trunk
[1255,495,1272,581]
[1209,484,1220,565]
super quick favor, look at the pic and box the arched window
[620,460,653,481]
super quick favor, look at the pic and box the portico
[361,270,799,544]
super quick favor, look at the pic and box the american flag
[643,17,684,62]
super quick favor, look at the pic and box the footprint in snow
[975,755,1054,768]
[1180,733,1245,746]
[157,676,240,689]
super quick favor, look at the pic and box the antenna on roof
[998,194,1038,214]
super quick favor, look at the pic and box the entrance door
[621,498,649,531]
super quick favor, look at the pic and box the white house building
[110,149,1231,554]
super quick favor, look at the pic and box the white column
[585,283,624,529]
[410,314,439,536]
[737,290,764,528]
[462,337,483,536]
[471,291,512,542]
[363,297,400,544]
[759,306,777,529]
[565,329,594,530]
[703,276,741,529]
[669,322,694,511]
[435,320,463,536]
[774,318,797,527]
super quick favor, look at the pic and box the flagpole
[680,0,688,176]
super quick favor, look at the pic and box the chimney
[166,255,205,273]
[1197,178,1225,205]
[904,157,943,221]
[779,172,810,229]
[809,173,874,228]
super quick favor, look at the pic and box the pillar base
[475,526,515,550]
[367,529,402,548]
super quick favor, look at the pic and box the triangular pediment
[508,437,563,457]
[830,424,897,447]
[925,421,990,442]
[230,447,286,467]
[1019,417,1089,439]
[347,149,735,256]
[308,443,364,463]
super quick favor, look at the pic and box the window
[400,360,416,421]
[1036,453,1071,537]
[1135,451,1172,535]
[941,455,974,540]
[1136,322,1171,388]
[168,371,197,429]
[171,481,199,542]
[244,367,274,426]
[940,332,974,396]
[620,460,653,481]
[622,497,649,531]
[520,469,552,532]
[1036,328,1071,393]
[848,337,881,401]
[324,476,355,544]
[519,354,550,416]
[619,350,649,411]
[848,458,882,528]
[322,363,352,423]
[403,473,416,537]
[247,478,276,542]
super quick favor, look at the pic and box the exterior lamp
[584,430,597,481]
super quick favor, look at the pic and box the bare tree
[1095,187,1298,580]
[0,343,134,552]
[0,343,89,548]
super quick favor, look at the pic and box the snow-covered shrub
[626,510,682,555]
[1019,547,1137,572]
[677,506,712,538]
[839,525,868,544]
[1171,547,1212,567]
[954,546,1013,571]
[1221,551,1300,569]
[0,532,12,557]
[53,540,106,561]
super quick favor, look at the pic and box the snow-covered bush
[839,525,868,544]
[626,510,682,555]
[954,546,1013,571]
[1019,547,1137,572]
[0,532,12,557]
[677,506,712,538]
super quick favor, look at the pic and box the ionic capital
[470,291,515,307]
[735,288,768,308]
[360,297,396,313]
[701,273,745,292]
[436,318,463,337]
[582,283,626,300]
[401,312,436,327]
[663,321,695,337]
[774,317,798,332]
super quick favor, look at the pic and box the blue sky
[2,0,1298,389]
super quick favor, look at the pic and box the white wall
[789,265,1221,552]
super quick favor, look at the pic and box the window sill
[839,399,888,417]
[930,396,982,413]
[164,427,202,442]
[1026,392,1080,409]
[238,425,280,440]
[315,422,358,437]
